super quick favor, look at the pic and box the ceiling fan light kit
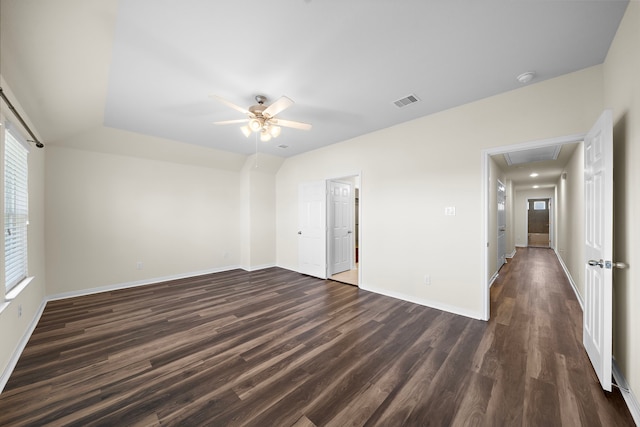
[249,118,263,132]
[212,94,312,142]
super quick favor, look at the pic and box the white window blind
[4,126,29,291]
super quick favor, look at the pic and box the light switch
[444,206,456,216]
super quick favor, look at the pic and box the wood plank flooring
[0,247,634,426]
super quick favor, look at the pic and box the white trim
[481,151,490,320]
[359,283,483,320]
[5,276,34,301]
[242,263,276,272]
[612,359,640,426]
[485,133,586,156]
[489,271,499,288]
[47,265,241,302]
[0,299,46,393]
[554,247,584,310]
[507,249,517,259]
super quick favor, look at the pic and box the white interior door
[583,109,613,392]
[497,180,507,270]
[298,181,327,279]
[329,181,352,275]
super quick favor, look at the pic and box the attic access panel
[504,145,561,165]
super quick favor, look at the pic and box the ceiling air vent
[278,144,289,149]
[393,94,420,108]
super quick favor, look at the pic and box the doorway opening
[297,174,361,286]
[482,134,585,320]
[527,198,551,247]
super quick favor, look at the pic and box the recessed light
[517,71,535,84]
[533,185,540,189]
[530,172,539,177]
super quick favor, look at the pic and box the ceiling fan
[211,94,312,142]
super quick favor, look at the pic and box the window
[4,124,29,292]
[533,200,547,210]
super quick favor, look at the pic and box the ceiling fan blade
[263,96,294,118]
[272,118,312,131]
[210,95,250,115]
[214,119,249,125]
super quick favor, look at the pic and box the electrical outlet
[136,261,143,270]
[424,275,431,286]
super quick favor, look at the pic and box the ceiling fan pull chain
[255,131,259,169]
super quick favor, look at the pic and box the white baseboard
[613,359,640,425]
[507,249,517,258]
[241,263,276,272]
[47,265,241,302]
[553,248,584,310]
[489,271,499,288]
[0,299,47,394]
[358,283,483,320]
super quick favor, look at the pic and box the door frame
[299,172,362,286]
[481,133,585,320]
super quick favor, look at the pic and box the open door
[583,109,613,391]
[497,180,507,269]
[328,180,353,275]
[298,181,327,278]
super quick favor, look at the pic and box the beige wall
[603,0,640,407]
[240,154,283,270]
[45,140,244,296]
[555,143,585,299]
[277,65,604,319]
[0,79,47,384]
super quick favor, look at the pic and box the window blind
[4,126,29,291]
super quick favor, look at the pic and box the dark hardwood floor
[0,248,634,426]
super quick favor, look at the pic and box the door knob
[298,231,302,235]
[588,259,628,269]
[347,230,352,234]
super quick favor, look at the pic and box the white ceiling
[0,0,629,158]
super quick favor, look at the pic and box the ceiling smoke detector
[516,71,535,84]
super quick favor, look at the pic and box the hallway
[484,247,633,425]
